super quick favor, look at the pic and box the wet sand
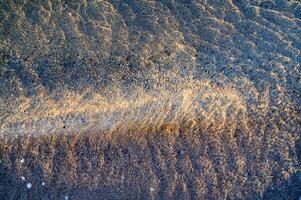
[0,0,301,199]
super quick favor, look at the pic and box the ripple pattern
[0,0,300,199]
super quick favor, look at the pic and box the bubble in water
[64,195,69,200]
[26,182,32,189]
[42,182,45,186]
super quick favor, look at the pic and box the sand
[0,0,300,199]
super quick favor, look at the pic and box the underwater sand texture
[0,0,301,199]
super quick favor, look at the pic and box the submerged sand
[0,0,301,199]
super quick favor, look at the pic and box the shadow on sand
[0,138,300,200]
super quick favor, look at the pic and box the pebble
[26,182,32,189]
[42,182,45,186]
[21,176,25,181]
[150,187,155,192]
[20,158,25,163]
[64,195,69,200]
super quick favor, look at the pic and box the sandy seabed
[0,0,301,199]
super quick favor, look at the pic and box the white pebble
[21,176,25,181]
[121,176,125,180]
[20,158,25,163]
[64,195,69,200]
[150,187,155,192]
[26,182,32,189]
[42,182,45,186]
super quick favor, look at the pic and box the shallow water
[0,0,300,199]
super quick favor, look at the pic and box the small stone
[150,187,155,192]
[26,182,32,189]
[64,195,69,200]
[20,158,25,163]
[21,176,25,181]
[42,182,45,186]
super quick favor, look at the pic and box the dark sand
[0,0,301,199]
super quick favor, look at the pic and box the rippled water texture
[0,0,300,199]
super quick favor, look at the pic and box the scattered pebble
[150,187,155,192]
[26,182,32,189]
[121,176,125,180]
[20,158,25,163]
[21,176,25,181]
[42,182,45,186]
[64,195,69,200]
